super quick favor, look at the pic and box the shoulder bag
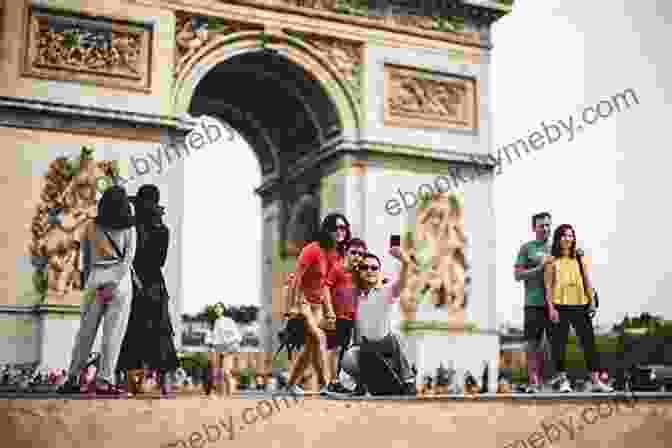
[576,253,599,318]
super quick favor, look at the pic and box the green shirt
[515,240,550,306]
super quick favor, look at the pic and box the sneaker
[591,378,614,393]
[402,381,417,396]
[319,384,330,396]
[284,384,305,396]
[524,384,541,394]
[327,381,352,394]
[550,373,573,393]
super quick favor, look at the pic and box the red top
[296,242,340,304]
[326,260,358,320]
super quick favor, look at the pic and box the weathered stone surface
[0,396,670,448]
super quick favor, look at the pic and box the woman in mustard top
[544,224,613,393]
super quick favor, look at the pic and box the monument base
[399,320,499,393]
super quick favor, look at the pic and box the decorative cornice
[254,138,497,196]
[0,96,197,132]
[0,304,82,315]
[398,320,500,336]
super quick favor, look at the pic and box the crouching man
[334,248,416,396]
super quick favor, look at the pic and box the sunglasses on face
[560,234,575,240]
[348,250,365,257]
[335,225,349,231]
[361,264,379,272]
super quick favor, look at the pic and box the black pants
[551,305,598,373]
[360,333,414,382]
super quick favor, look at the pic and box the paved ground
[2,392,672,448]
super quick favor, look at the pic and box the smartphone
[390,234,401,248]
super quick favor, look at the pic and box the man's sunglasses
[348,250,366,257]
[360,264,379,272]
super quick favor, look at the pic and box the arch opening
[188,48,344,180]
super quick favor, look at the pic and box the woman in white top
[207,302,241,397]
[59,185,136,395]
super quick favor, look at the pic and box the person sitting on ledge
[334,248,416,397]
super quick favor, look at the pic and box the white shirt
[355,274,401,342]
[212,316,242,346]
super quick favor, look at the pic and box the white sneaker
[285,384,305,396]
[524,384,541,394]
[551,373,573,393]
[592,379,614,393]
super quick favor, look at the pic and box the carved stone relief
[174,13,262,75]
[399,191,469,325]
[384,64,477,130]
[284,30,363,98]
[23,8,152,92]
[28,147,118,301]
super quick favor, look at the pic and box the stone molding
[384,64,477,130]
[283,29,362,99]
[0,96,196,132]
[174,12,263,76]
[21,6,153,92]
[0,304,81,316]
[131,0,495,50]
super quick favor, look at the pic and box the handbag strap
[576,253,591,300]
[102,229,138,281]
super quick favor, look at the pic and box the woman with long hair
[58,185,136,395]
[283,213,351,395]
[544,224,613,393]
[116,184,178,396]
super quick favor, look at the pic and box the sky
[182,0,672,328]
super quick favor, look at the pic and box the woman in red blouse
[284,213,351,395]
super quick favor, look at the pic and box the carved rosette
[384,64,477,130]
[174,13,262,76]
[24,8,152,92]
[285,30,363,99]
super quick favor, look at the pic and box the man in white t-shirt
[334,248,415,396]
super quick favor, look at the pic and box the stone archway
[178,38,361,352]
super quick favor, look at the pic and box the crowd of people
[279,213,417,397]
[515,212,613,394]
[47,182,615,398]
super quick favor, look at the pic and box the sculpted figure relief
[399,192,470,323]
[31,17,143,77]
[28,148,117,299]
[388,72,466,119]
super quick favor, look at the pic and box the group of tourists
[515,212,614,393]
[51,183,615,398]
[280,213,417,397]
[57,184,179,396]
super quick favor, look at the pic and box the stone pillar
[260,199,283,355]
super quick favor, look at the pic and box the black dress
[116,220,178,372]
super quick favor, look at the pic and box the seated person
[336,248,416,396]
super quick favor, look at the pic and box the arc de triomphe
[0,0,511,389]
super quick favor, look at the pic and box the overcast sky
[182,0,672,328]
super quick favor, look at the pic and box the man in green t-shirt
[514,212,553,393]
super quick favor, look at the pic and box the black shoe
[327,381,352,394]
[57,377,81,394]
[352,384,369,396]
[402,381,417,396]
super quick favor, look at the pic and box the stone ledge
[1,394,671,448]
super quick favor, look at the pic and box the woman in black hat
[116,184,178,396]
